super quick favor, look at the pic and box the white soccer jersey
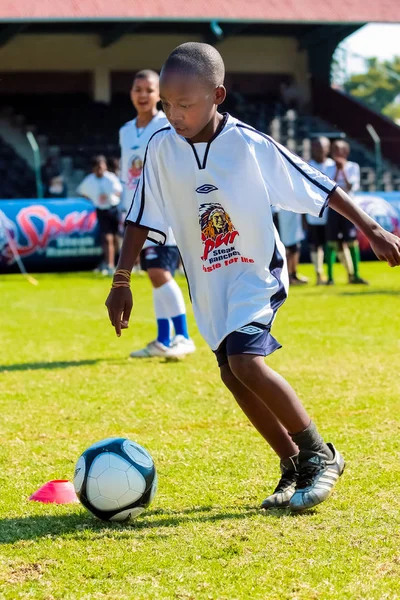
[126,114,337,350]
[120,110,175,246]
[306,158,335,225]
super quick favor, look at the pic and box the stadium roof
[2,0,400,23]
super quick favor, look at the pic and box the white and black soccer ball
[74,437,157,522]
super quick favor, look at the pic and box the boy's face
[312,138,330,163]
[93,161,107,178]
[331,141,349,160]
[131,76,160,114]
[160,71,225,140]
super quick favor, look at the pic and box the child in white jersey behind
[119,70,195,358]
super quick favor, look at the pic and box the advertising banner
[0,198,102,272]
[355,192,400,256]
[0,192,399,272]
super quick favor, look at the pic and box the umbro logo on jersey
[236,325,264,335]
[131,145,140,150]
[196,184,218,194]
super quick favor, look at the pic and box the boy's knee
[219,363,237,390]
[228,354,259,385]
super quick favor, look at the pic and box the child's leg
[227,354,332,458]
[149,268,174,346]
[220,363,298,459]
[325,241,337,282]
[337,242,354,280]
[227,353,345,511]
[221,362,299,509]
[347,240,368,283]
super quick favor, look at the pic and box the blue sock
[157,319,171,346]
[171,314,189,339]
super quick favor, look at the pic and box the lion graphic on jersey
[199,203,235,241]
[199,203,239,262]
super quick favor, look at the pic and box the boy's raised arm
[329,187,400,267]
[105,223,149,337]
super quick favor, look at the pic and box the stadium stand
[1,91,398,196]
[0,136,35,199]
[0,0,399,197]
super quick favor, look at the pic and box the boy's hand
[334,156,347,170]
[368,228,400,267]
[105,287,133,336]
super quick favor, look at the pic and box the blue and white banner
[355,192,400,254]
[0,198,102,272]
[0,193,399,272]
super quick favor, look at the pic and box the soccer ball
[74,437,157,522]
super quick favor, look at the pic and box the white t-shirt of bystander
[77,172,122,209]
[334,161,360,197]
[306,158,336,225]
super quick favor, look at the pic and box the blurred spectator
[44,173,67,198]
[41,155,67,198]
[41,156,60,184]
[326,140,368,285]
[306,137,334,284]
[77,155,122,276]
[278,209,308,285]
[280,77,307,114]
[107,157,121,178]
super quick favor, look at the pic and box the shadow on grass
[0,356,193,372]
[0,360,102,373]
[338,289,400,296]
[0,504,313,544]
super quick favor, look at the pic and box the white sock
[153,286,169,319]
[311,248,325,276]
[155,279,186,318]
[317,247,324,274]
[310,250,319,274]
[338,247,354,276]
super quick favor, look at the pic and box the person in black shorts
[77,155,122,275]
[326,141,368,285]
[307,137,335,284]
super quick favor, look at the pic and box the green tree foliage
[343,57,400,115]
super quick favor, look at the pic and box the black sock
[289,421,333,460]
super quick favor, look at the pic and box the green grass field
[1,262,400,600]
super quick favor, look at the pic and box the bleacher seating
[0,137,36,199]
[0,92,399,197]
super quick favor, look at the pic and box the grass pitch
[1,263,400,600]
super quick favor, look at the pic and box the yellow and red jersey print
[199,202,254,272]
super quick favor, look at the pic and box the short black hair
[161,42,225,88]
[107,157,120,173]
[132,70,159,86]
[91,155,107,168]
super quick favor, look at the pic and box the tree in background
[343,57,400,122]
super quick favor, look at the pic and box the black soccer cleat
[261,456,298,509]
[289,443,345,512]
[349,275,369,285]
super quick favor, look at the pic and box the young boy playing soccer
[119,69,195,358]
[106,43,400,511]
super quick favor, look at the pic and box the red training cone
[29,480,78,504]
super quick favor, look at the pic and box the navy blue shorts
[140,245,180,275]
[214,322,282,368]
